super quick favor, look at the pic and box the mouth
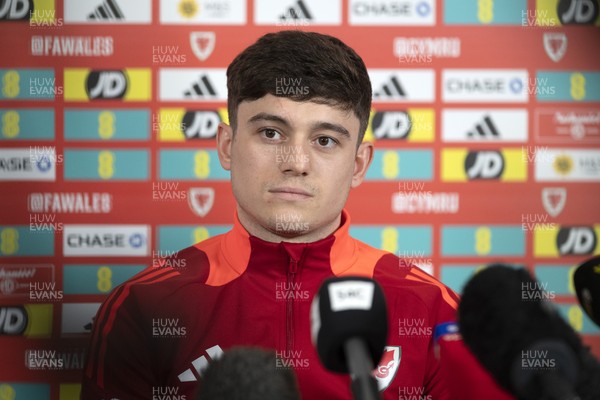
[268,187,314,200]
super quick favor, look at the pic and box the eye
[260,128,282,140]
[315,136,338,148]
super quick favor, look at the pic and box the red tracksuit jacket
[81,210,513,400]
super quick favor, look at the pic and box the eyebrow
[247,112,351,140]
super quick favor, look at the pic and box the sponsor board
[64,68,151,101]
[0,264,54,298]
[534,265,578,296]
[0,69,56,100]
[190,31,216,61]
[63,224,150,256]
[535,108,600,143]
[350,0,434,26]
[441,148,527,181]
[0,383,50,399]
[535,149,600,181]
[159,149,230,180]
[535,0,600,26]
[442,109,528,142]
[536,71,600,102]
[64,0,152,24]
[61,303,101,336]
[255,0,341,25]
[28,192,112,213]
[349,226,432,255]
[31,35,114,57]
[158,225,230,252]
[0,304,53,337]
[158,108,228,141]
[369,69,435,102]
[442,69,528,103]
[64,109,150,140]
[0,109,54,140]
[159,68,227,101]
[160,0,246,25]
[365,109,434,142]
[0,226,54,257]
[365,149,433,181]
[445,0,528,24]
[0,148,56,181]
[63,264,145,295]
[63,149,149,181]
[534,225,600,257]
[441,225,526,256]
[392,191,460,214]
[394,36,460,61]
[0,0,55,22]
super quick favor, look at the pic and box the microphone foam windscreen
[574,255,600,327]
[311,276,388,373]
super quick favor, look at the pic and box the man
[82,31,511,399]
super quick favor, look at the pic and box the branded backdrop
[0,0,599,398]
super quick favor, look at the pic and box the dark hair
[226,30,372,143]
[197,347,300,400]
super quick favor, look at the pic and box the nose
[276,142,310,176]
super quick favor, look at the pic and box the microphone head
[574,255,600,328]
[310,276,388,373]
[458,265,582,396]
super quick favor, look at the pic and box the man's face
[217,94,373,242]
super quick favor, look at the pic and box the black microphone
[310,276,387,400]
[459,264,600,400]
[574,255,600,328]
[197,346,300,400]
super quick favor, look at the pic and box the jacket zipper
[286,257,298,354]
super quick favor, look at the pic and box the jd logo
[182,111,220,139]
[372,111,411,139]
[0,0,33,20]
[86,70,128,99]
[465,151,504,179]
[558,0,599,24]
[557,227,596,255]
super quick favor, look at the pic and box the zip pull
[289,257,298,274]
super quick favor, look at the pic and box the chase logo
[63,224,150,256]
[442,148,527,182]
[534,225,600,257]
[349,0,435,26]
[365,109,434,142]
[536,0,600,26]
[442,69,528,103]
[158,108,229,141]
[0,304,53,338]
[64,68,151,102]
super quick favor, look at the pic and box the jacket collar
[221,209,359,276]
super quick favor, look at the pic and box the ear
[351,141,374,188]
[216,121,234,171]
